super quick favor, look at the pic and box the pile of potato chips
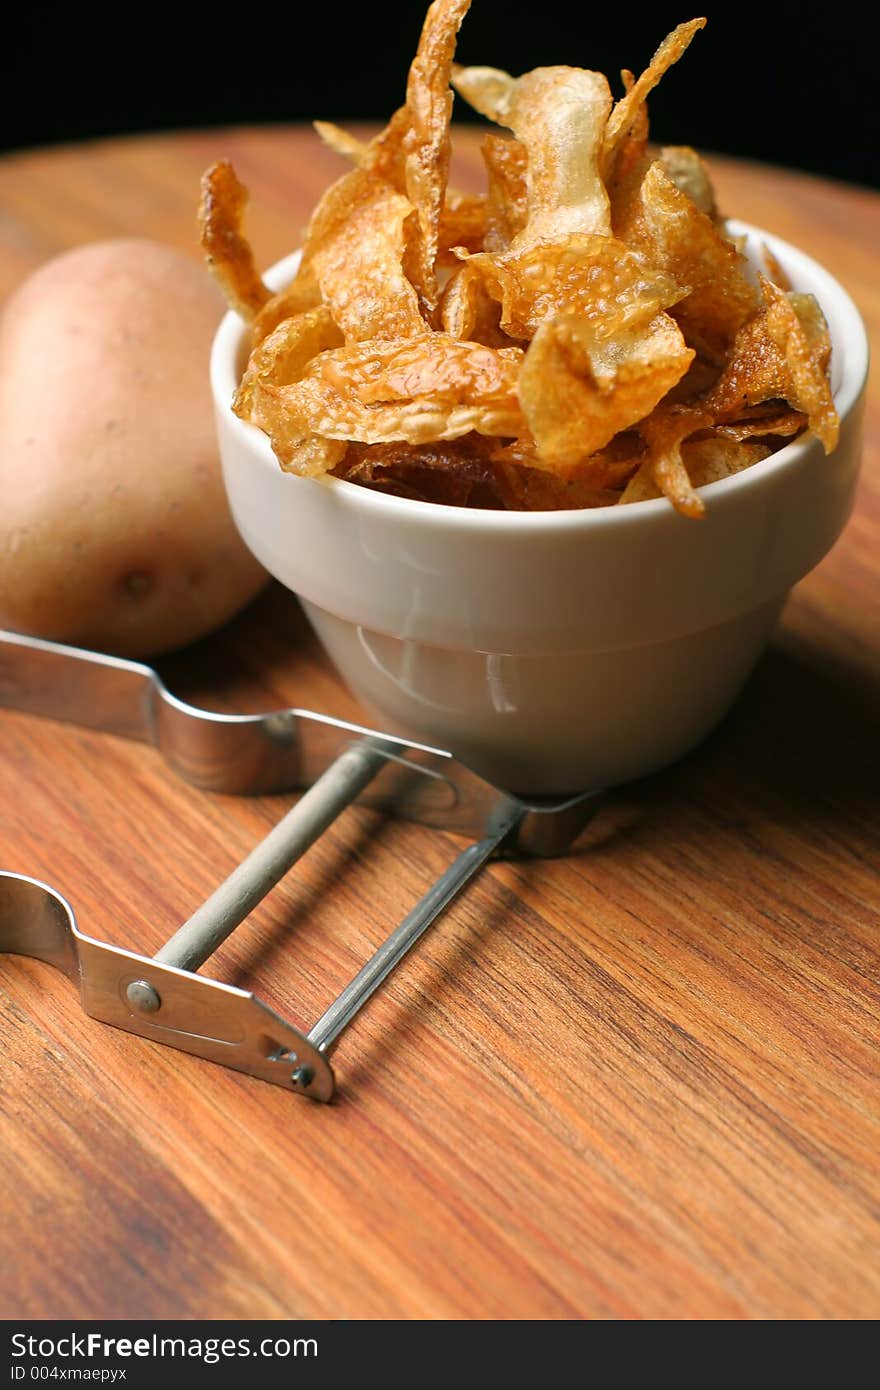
[200,1,838,516]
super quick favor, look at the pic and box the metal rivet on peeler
[291,1066,314,1088]
[126,980,162,1014]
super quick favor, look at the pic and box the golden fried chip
[438,190,488,257]
[703,278,838,450]
[760,279,838,451]
[335,436,504,507]
[760,242,793,291]
[311,173,426,341]
[617,161,758,357]
[234,306,342,414]
[233,308,345,476]
[312,121,486,264]
[602,19,706,178]
[492,433,643,492]
[439,259,506,344]
[483,233,685,340]
[658,145,718,219]
[480,135,529,253]
[683,436,772,487]
[313,120,368,164]
[716,409,805,441]
[456,63,613,245]
[492,463,623,511]
[198,160,271,321]
[513,67,614,247]
[619,405,709,515]
[252,275,323,346]
[519,311,693,469]
[397,0,473,310]
[450,64,517,121]
[266,335,524,446]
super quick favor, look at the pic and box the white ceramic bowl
[211,224,868,794]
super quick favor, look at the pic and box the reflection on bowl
[211,224,868,794]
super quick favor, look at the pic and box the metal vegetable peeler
[0,630,597,1101]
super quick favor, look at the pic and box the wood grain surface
[0,127,878,1321]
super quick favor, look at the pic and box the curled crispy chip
[511,67,614,247]
[762,281,838,451]
[233,308,346,476]
[311,173,426,341]
[684,436,772,487]
[267,335,524,446]
[313,120,368,164]
[619,405,709,515]
[456,63,613,246]
[439,259,506,344]
[481,233,686,340]
[438,190,488,257]
[399,0,473,310]
[658,146,718,219]
[235,306,342,412]
[519,311,693,469]
[199,160,271,321]
[450,64,517,121]
[703,277,838,450]
[492,433,643,493]
[313,122,486,264]
[716,409,805,442]
[252,275,323,346]
[602,19,706,178]
[617,161,758,358]
[481,135,529,253]
[335,436,504,507]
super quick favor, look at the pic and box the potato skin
[0,238,267,656]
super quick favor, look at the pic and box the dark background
[3,2,877,187]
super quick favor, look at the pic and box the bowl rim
[211,219,869,533]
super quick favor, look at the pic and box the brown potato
[0,239,267,656]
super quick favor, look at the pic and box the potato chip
[335,436,504,507]
[492,433,643,492]
[760,279,838,452]
[396,0,473,311]
[683,436,772,487]
[234,306,342,415]
[616,161,758,358]
[450,64,517,122]
[267,335,524,446]
[658,146,717,219]
[715,410,805,442]
[519,311,693,469]
[492,462,623,511]
[438,191,488,258]
[480,135,529,254]
[703,277,837,450]
[233,308,346,476]
[310,173,426,341]
[602,19,706,179]
[252,275,324,345]
[484,233,686,341]
[439,259,506,344]
[313,120,368,164]
[198,160,270,321]
[619,405,711,515]
[456,63,614,246]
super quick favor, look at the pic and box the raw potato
[0,239,267,656]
